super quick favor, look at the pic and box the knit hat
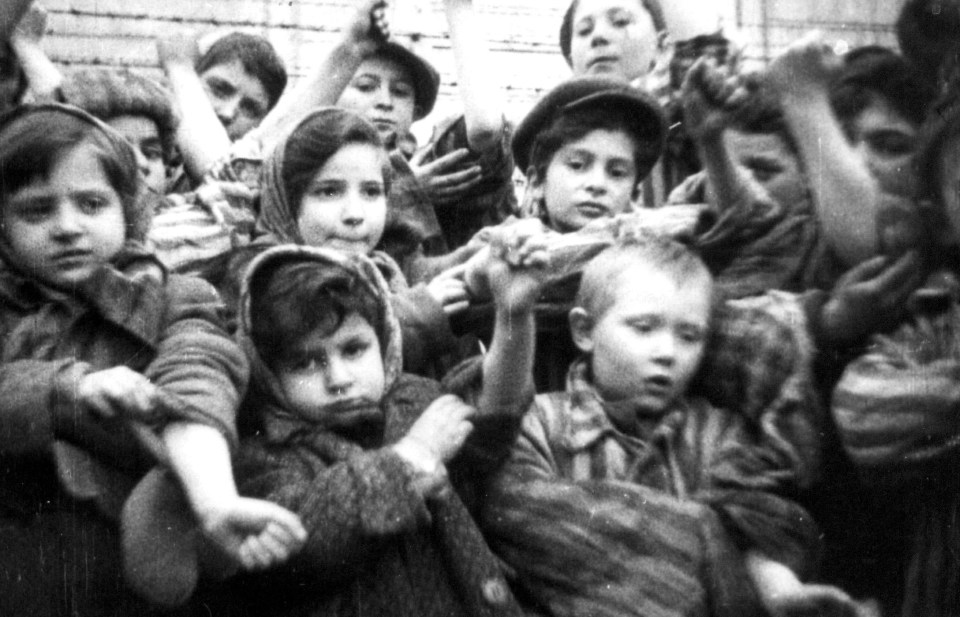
[60,68,179,165]
[511,75,666,175]
[373,41,440,120]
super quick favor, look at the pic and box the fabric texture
[483,359,822,617]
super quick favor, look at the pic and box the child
[59,68,178,196]
[482,235,867,617]
[218,230,546,615]
[767,35,934,268]
[828,85,960,617]
[226,107,465,375]
[0,104,304,614]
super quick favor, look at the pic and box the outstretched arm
[768,32,880,266]
[9,4,61,101]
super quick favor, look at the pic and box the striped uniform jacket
[832,288,960,617]
[483,360,822,617]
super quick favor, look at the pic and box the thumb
[217,181,255,200]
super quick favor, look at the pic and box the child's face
[275,312,386,427]
[531,128,638,232]
[848,94,919,196]
[107,115,166,195]
[200,59,271,142]
[723,130,806,208]
[337,56,417,145]
[296,143,387,254]
[575,262,711,410]
[569,0,659,82]
[1,142,126,289]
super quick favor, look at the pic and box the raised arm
[767,32,880,266]
[443,0,504,151]
[9,4,61,101]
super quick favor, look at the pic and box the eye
[12,203,52,223]
[575,18,594,37]
[207,78,232,98]
[745,158,784,183]
[868,133,914,158]
[610,11,633,27]
[239,98,265,121]
[677,325,705,344]
[310,183,343,198]
[391,83,414,99]
[77,195,108,214]
[565,155,588,171]
[289,355,323,373]
[142,145,164,162]
[342,340,370,359]
[629,318,656,334]
[607,163,633,180]
[361,183,385,199]
[352,78,378,93]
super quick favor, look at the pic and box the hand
[766,31,841,99]
[398,394,475,465]
[682,57,746,141]
[78,367,161,422]
[13,3,46,43]
[156,31,201,68]
[766,583,879,617]
[485,220,551,312]
[197,498,307,572]
[463,218,549,302]
[426,264,470,316]
[194,180,256,225]
[344,0,390,52]
[820,251,923,348]
[409,148,483,207]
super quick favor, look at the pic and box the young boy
[482,235,868,617]
[214,228,547,615]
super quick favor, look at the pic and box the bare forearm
[445,0,503,151]
[165,61,232,181]
[697,131,757,213]
[783,91,879,265]
[163,422,239,516]
[479,306,535,415]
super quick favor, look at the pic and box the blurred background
[42,0,902,139]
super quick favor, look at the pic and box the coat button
[482,579,509,605]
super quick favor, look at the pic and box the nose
[133,147,150,179]
[215,96,240,125]
[341,194,366,227]
[373,84,394,110]
[324,357,353,394]
[590,20,612,47]
[51,202,83,239]
[650,332,676,366]
[584,167,610,196]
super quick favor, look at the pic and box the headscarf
[236,245,403,442]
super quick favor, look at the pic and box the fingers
[419,148,472,175]
[836,254,890,286]
[431,166,483,193]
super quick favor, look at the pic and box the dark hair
[528,105,656,191]
[830,46,935,131]
[281,110,392,217]
[250,259,384,368]
[576,233,715,322]
[916,89,960,204]
[60,68,179,166]
[0,105,147,240]
[723,73,798,153]
[559,0,667,64]
[896,0,960,88]
[196,32,287,110]
[0,42,27,113]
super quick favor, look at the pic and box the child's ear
[569,307,595,354]
[656,30,670,52]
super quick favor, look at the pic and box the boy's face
[297,143,387,254]
[569,0,659,82]
[107,115,166,195]
[573,261,711,410]
[723,129,806,208]
[2,142,126,289]
[275,312,386,427]
[848,93,919,196]
[200,58,271,141]
[531,128,638,232]
[337,56,417,145]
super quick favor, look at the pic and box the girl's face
[1,142,126,289]
[849,93,919,197]
[296,143,388,254]
[337,56,417,145]
[530,128,638,232]
[569,0,659,82]
[200,59,271,142]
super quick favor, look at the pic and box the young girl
[0,104,304,614]
[226,106,464,376]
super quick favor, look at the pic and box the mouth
[588,56,620,69]
[370,118,396,130]
[327,237,370,253]
[642,375,673,397]
[325,397,376,413]
[576,202,611,218]
[51,249,93,266]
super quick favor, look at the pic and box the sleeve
[832,312,960,484]
[391,284,457,373]
[235,440,430,584]
[145,275,249,448]
[481,403,763,617]
[0,357,91,454]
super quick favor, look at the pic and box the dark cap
[559,0,667,65]
[511,75,666,174]
[374,41,440,120]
